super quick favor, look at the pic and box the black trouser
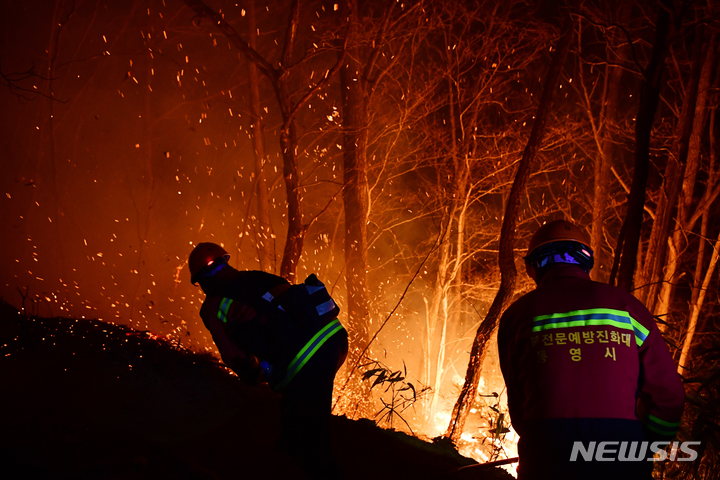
[517,418,654,480]
[279,327,348,480]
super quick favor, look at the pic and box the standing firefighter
[498,220,685,480]
[188,242,348,479]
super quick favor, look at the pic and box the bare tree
[573,2,634,282]
[445,24,573,443]
[634,24,704,314]
[245,0,275,273]
[609,0,672,292]
[412,0,551,428]
[183,0,347,281]
[651,31,719,324]
[339,0,399,368]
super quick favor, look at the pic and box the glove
[228,356,262,386]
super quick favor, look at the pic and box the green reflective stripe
[533,308,628,321]
[275,319,343,390]
[532,308,649,346]
[288,321,343,378]
[631,318,650,345]
[646,420,679,436]
[533,318,633,332]
[217,297,234,324]
[648,414,680,428]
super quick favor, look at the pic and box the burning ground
[0,299,512,480]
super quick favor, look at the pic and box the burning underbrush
[0,299,513,480]
[333,346,519,477]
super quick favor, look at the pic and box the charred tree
[246,0,274,273]
[575,2,632,282]
[651,30,717,322]
[338,0,413,371]
[676,103,720,374]
[445,26,573,443]
[609,0,671,292]
[658,32,718,349]
[340,0,372,366]
[36,0,75,282]
[183,0,346,281]
[636,23,704,311]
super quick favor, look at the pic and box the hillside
[0,300,511,480]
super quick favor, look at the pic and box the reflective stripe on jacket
[497,265,685,438]
[200,270,344,390]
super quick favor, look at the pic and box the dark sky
[0,1,512,430]
[1,2,474,438]
[0,0,312,351]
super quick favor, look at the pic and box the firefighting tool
[524,220,594,273]
[189,242,231,285]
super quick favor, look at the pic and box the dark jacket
[498,265,685,479]
[200,270,299,387]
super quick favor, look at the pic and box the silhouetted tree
[446,23,573,443]
[183,0,346,281]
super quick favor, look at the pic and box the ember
[2,1,718,478]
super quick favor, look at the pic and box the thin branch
[305,186,344,230]
[610,165,656,219]
[281,0,300,69]
[285,35,348,126]
[571,12,644,76]
[183,0,278,81]
[0,68,68,103]
[333,226,444,411]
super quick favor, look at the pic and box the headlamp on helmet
[188,242,231,285]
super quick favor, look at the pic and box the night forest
[1,0,719,477]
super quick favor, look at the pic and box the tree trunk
[654,32,716,322]
[277,0,304,282]
[247,0,274,273]
[610,0,671,292]
[423,30,477,422]
[589,2,630,282]
[340,11,371,364]
[636,24,704,309]
[444,26,572,443]
[277,102,304,281]
[338,0,397,380]
[36,0,74,280]
[184,0,329,282]
[677,228,720,374]
[425,224,451,390]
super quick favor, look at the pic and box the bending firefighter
[188,242,348,479]
[498,220,685,480]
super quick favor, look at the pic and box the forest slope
[0,299,511,480]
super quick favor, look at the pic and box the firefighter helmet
[526,220,590,256]
[189,242,230,285]
[525,220,594,274]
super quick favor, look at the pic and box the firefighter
[188,242,348,480]
[498,220,685,480]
